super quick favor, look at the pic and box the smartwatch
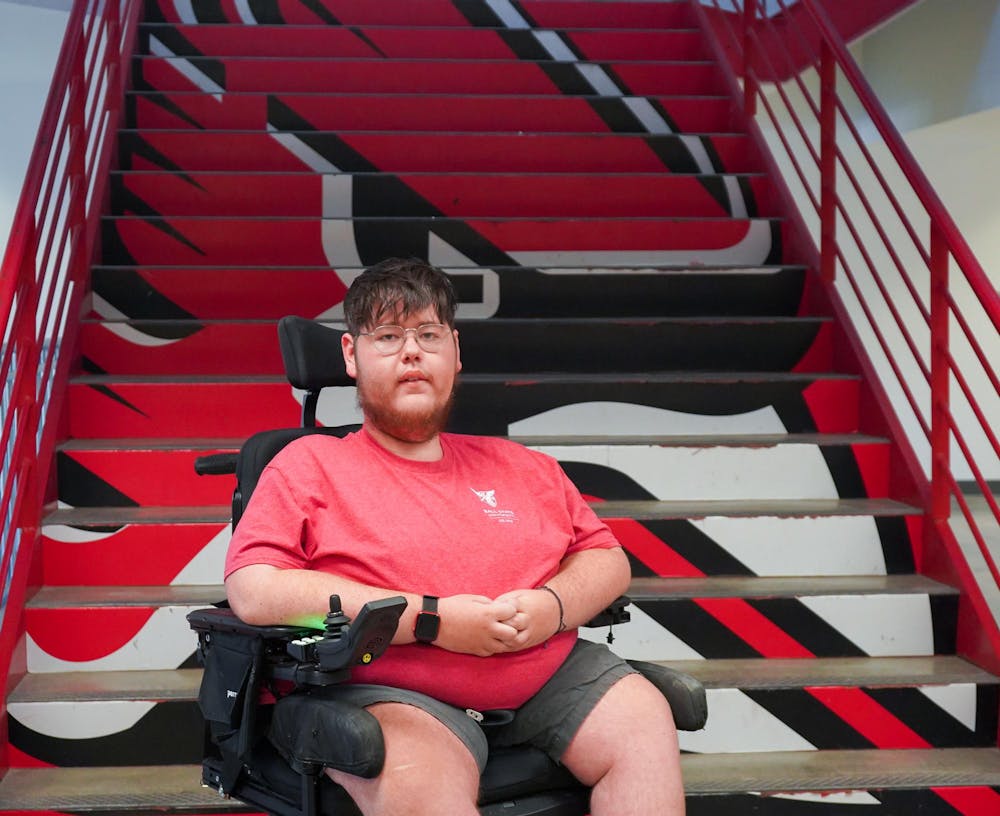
[413,595,440,643]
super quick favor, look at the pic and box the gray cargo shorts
[310,639,637,773]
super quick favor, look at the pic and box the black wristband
[538,585,566,634]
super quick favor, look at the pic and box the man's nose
[400,330,422,356]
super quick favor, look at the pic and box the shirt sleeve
[223,463,311,579]
[559,466,622,556]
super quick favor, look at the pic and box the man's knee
[561,673,680,785]
[327,703,481,815]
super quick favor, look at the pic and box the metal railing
[694,0,1000,648]
[0,0,142,700]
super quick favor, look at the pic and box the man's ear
[453,328,462,374]
[342,331,358,379]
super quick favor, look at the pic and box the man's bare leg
[560,673,686,816]
[326,702,480,816]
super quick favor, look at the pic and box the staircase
[4,0,1000,813]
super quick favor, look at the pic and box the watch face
[415,612,440,643]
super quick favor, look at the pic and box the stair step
[112,171,775,218]
[79,315,828,376]
[144,0,697,29]
[127,91,739,133]
[2,749,999,810]
[44,497,912,530]
[135,56,725,95]
[91,264,810,320]
[65,372,861,438]
[628,574,955,601]
[139,24,708,60]
[12,656,994,704]
[118,130,760,174]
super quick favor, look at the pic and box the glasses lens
[368,324,447,354]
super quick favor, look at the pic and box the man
[225,258,685,815]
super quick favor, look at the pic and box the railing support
[818,40,837,283]
[741,0,757,116]
[929,222,950,522]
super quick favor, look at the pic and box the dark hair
[343,258,458,335]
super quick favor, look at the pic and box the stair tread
[12,656,996,705]
[44,497,915,528]
[629,574,956,599]
[58,432,890,452]
[27,573,950,610]
[657,656,1000,689]
[2,749,1000,808]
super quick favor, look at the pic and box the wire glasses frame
[356,323,451,355]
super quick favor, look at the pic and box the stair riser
[66,378,861,438]
[55,439,890,510]
[686,790,1000,815]
[23,593,958,674]
[144,0,696,29]
[140,25,710,61]
[79,319,828,376]
[129,91,739,133]
[101,216,788,269]
[10,681,997,768]
[114,172,776,219]
[119,131,762,174]
[41,522,230,586]
[136,56,726,95]
[91,266,810,321]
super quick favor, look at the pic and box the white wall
[0,0,70,258]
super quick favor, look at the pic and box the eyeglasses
[357,323,451,355]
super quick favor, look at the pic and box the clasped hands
[429,590,562,657]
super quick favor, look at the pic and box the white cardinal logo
[471,488,497,507]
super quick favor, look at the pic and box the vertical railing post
[742,0,757,116]
[929,223,950,521]
[818,40,837,283]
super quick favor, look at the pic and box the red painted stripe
[806,686,929,748]
[606,518,704,577]
[933,786,1000,816]
[697,598,815,658]
[27,608,157,662]
[43,524,228,585]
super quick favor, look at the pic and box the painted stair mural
[6,0,1000,813]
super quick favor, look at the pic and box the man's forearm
[225,563,423,643]
[543,546,632,630]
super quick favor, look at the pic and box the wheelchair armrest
[583,595,630,628]
[627,660,708,732]
[193,452,238,476]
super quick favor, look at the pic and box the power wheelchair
[188,316,708,816]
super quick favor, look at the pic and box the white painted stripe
[509,402,787,437]
[679,133,717,176]
[485,0,529,28]
[171,0,197,24]
[509,219,774,267]
[9,700,155,739]
[42,523,116,544]
[800,595,937,656]
[97,321,180,348]
[148,35,223,98]
[725,174,749,218]
[27,606,202,672]
[692,516,888,577]
[267,127,341,174]
[919,683,978,731]
[322,174,353,218]
[534,30,577,62]
[233,0,257,24]
[577,63,623,96]
[531,444,839,501]
[679,688,816,753]
[624,97,673,134]
[579,603,703,661]
[171,526,231,585]
[768,791,882,805]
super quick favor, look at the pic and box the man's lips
[398,371,429,384]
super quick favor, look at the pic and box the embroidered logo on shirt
[470,487,517,523]
[470,488,497,507]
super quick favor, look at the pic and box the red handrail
[693,0,1000,665]
[0,0,142,758]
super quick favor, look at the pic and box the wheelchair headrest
[278,316,350,391]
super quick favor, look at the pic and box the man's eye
[419,329,443,342]
[376,330,403,343]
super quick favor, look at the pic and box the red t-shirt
[224,428,620,710]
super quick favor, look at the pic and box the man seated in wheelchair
[224,258,685,815]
